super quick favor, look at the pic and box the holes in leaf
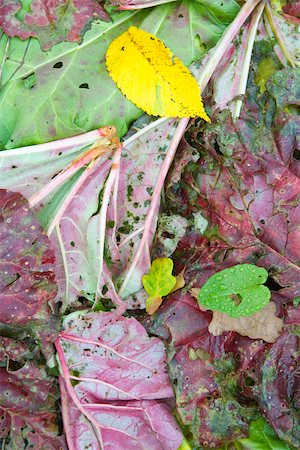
[293,148,300,160]
[230,293,242,306]
[79,83,89,89]
[8,360,24,371]
[161,231,175,239]
[102,284,108,295]
[244,376,255,386]
[265,277,282,291]
[213,141,222,155]
[53,62,63,68]
[260,219,265,224]
[70,241,75,247]
[178,13,184,18]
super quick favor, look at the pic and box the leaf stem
[118,0,177,10]
[28,131,116,208]
[94,145,125,311]
[55,339,105,449]
[232,0,266,120]
[118,119,187,297]
[197,0,262,91]
[264,2,299,68]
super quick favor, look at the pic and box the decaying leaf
[170,269,186,294]
[198,264,271,318]
[0,339,65,448]
[142,258,177,314]
[238,416,292,450]
[0,189,57,326]
[0,0,109,50]
[106,26,210,120]
[209,301,283,343]
[56,310,183,449]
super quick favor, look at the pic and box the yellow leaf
[106,26,210,120]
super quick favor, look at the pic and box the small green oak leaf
[198,264,271,318]
[142,258,176,314]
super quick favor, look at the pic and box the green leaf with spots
[198,264,271,318]
[238,416,293,449]
[142,257,176,314]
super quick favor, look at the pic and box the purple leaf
[56,310,183,449]
[0,0,109,50]
[0,189,57,326]
[0,339,66,448]
[243,332,300,447]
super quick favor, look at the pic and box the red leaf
[0,0,109,50]
[0,189,57,326]
[0,339,65,448]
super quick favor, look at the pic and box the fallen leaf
[0,339,65,448]
[56,310,183,449]
[142,258,177,314]
[0,0,109,50]
[170,269,186,294]
[146,292,273,448]
[208,301,283,343]
[198,264,271,318]
[106,26,210,120]
[243,332,300,448]
[0,189,57,326]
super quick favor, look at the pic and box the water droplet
[216,276,223,281]
[220,285,227,291]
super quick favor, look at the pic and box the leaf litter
[0,0,299,449]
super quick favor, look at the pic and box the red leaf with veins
[0,189,57,326]
[0,339,65,448]
[56,310,183,449]
[0,0,109,50]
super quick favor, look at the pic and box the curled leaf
[209,301,283,343]
[198,264,271,318]
[142,258,176,314]
[106,26,210,119]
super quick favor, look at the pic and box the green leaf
[198,264,271,318]
[142,257,176,313]
[293,297,300,308]
[178,437,192,450]
[238,417,293,449]
[0,0,240,149]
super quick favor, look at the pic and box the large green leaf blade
[0,0,240,149]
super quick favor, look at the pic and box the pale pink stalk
[47,160,98,235]
[94,145,125,309]
[118,0,177,10]
[265,3,300,68]
[119,119,188,297]
[27,128,115,207]
[197,0,262,90]
[232,0,266,119]
[55,339,105,449]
